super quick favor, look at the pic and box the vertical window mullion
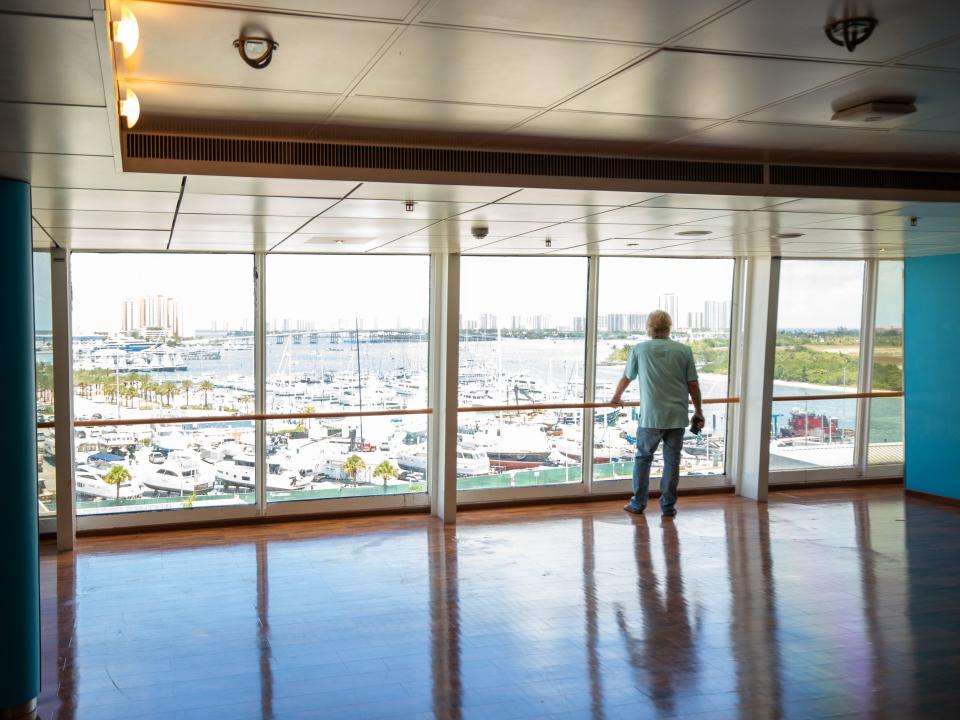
[856,259,879,475]
[254,253,267,516]
[582,256,600,494]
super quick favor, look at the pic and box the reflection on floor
[38,486,960,719]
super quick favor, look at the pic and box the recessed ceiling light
[879,247,886,252]
[676,230,712,237]
[771,232,805,240]
[626,242,639,247]
[335,239,344,244]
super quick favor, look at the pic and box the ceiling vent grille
[770,164,960,191]
[125,133,763,184]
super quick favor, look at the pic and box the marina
[35,333,902,515]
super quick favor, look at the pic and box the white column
[254,253,267,515]
[428,253,459,523]
[582,256,600,492]
[856,259,878,474]
[735,257,780,501]
[51,247,76,551]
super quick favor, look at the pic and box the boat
[99,430,137,455]
[470,425,554,470]
[75,464,140,501]
[152,427,190,456]
[142,451,211,495]
[396,444,491,477]
[215,453,309,492]
[776,409,854,443]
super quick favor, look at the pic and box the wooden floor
[35,486,960,720]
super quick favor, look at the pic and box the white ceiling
[2,0,960,258]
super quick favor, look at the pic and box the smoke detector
[831,99,916,123]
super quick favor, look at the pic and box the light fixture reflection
[113,6,140,58]
[120,88,140,128]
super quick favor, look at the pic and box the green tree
[159,381,177,407]
[181,379,193,408]
[103,465,131,501]
[373,459,398,489]
[343,454,366,485]
[199,380,215,409]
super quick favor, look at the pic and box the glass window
[771,260,864,472]
[71,254,255,513]
[869,261,904,465]
[265,255,430,502]
[458,257,587,491]
[35,252,56,518]
[594,258,735,485]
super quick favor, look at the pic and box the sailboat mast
[356,319,364,444]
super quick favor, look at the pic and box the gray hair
[647,310,672,338]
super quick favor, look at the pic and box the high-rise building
[627,313,648,332]
[658,293,679,322]
[607,313,625,332]
[704,300,730,331]
[479,313,498,331]
[573,316,585,332]
[123,295,181,337]
[686,311,705,329]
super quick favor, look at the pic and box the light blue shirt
[624,339,698,429]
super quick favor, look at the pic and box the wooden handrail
[35,407,433,430]
[457,398,739,413]
[771,391,903,402]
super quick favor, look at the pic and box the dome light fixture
[676,230,712,237]
[771,232,804,240]
[824,16,878,53]
[119,88,140,128]
[112,6,140,59]
[233,35,279,69]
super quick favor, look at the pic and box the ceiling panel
[321,198,484,220]
[272,233,383,252]
[502,188,661,206]
[296,216,435,238]
[125,2,397,95]
[0,14,104,105]
[334,96,536,132]
[373,234,491,253]
[350,182,518,203]
[176,214,307,233]
[49,228,170,250]
[32,188,180,212]
[514,110,714,142]
[679,0,960,64]
[169,230,288,251]
[2,1,93,17]
[640,194,798,211]
[0,103,113,155]
[32,209,174,231]
[417,219,553,240]
[128,81,341,123]
[419,0,734,44]
[515,223,667,241]
[458,204,611,223]
[879,202,960,218]
[185,175,356,198]
[745,67,960,130]
[899,37,960,69]
[472,234,602,251]
[356,26,644,107]
[583,206,733,224]
[562,50,858,119]
[176,0,421,21]
[768,198,905,214]
[0,154,182,191]
[0,104,112,155]
[675,120,888,156]
[179,194,337,216]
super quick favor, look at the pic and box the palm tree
[372,459,398,490]
[159,381,177,407]
[181,379,193,409]
[199,380,214,409]
[122,384,138,408]
[103,465,131,501]
[342,454,366,485]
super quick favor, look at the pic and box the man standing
[610,310,703,517]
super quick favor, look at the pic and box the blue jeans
[628,427,685,513]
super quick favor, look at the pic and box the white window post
[428,253,459,523]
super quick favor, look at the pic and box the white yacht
[396,444,490,477]
[75,464,140,501]
[215,453,309,492]
[142,451,211,495]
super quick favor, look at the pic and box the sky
[64,253,901,335]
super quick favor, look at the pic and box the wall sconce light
[112,6,140,58]
[233,36,279,69]
[119,88,140,128]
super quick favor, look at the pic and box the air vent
[125,133,763,184]
[771,164,960,191]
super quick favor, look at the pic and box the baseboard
[768,476,902,492]
[904,488,960,508]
